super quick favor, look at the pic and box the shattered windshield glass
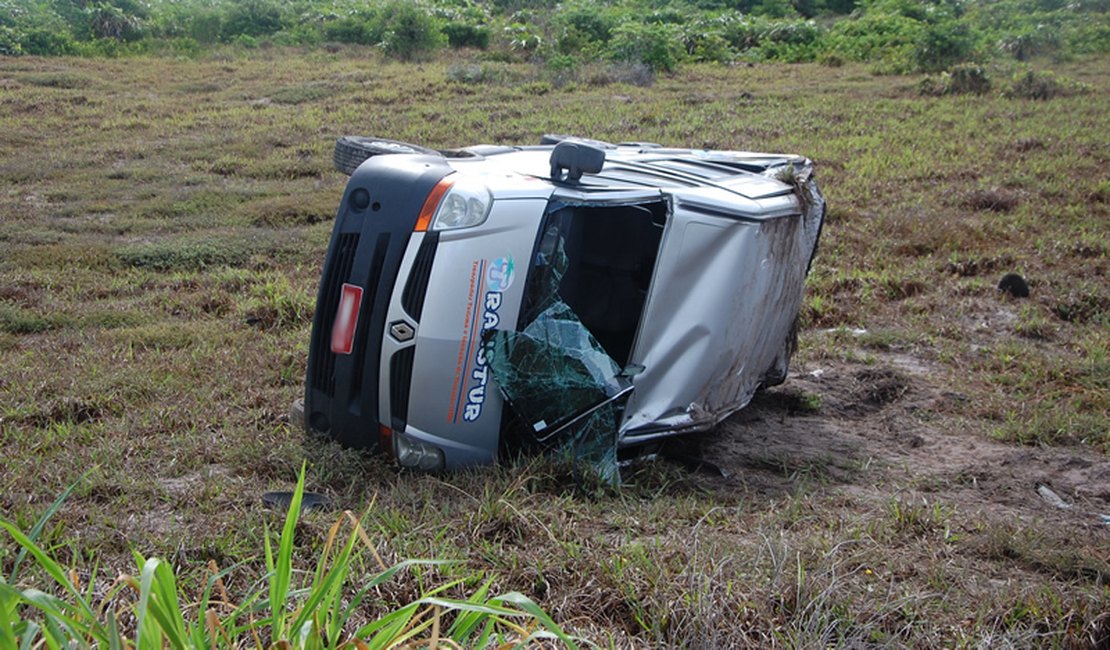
[483,216,645,484]
[483,303,627,484]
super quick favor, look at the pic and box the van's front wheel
[333,136,439,175]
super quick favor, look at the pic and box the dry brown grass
[1,51,1107,647]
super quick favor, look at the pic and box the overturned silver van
[298,135,825,478]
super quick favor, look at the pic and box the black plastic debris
[262,491,331,512]
[998,272,1030,298]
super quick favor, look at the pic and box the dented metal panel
[621,173,825,440]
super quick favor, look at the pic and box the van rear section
[304,155,452,452]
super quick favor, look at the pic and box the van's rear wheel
[333,136,438,175]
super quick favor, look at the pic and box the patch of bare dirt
[681,351,1110,533]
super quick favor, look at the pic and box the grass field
[1,48,1108,647]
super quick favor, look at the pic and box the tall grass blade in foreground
[0,464,580,648]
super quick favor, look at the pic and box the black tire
[332,136,439,175]
[759,315,799,390]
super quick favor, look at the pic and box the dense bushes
[0,0,1106,72]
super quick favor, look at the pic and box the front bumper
[303,155,452,450]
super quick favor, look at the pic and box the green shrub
[159,35,204,57]
[766,20,823,45]
[913,20,977,72]
[688,31,735,62]
[1,0,1102,65]
[717,14,821,56]
[546,52,577,71]
[503,21,543,53]
[824,0,860,13]
[86,2,148,41]
[1064,21,1110,55]
[221,0,284,40]
[918,63,991,95]
[1003,68,1087,99]
[379,0,445,60]
[718,14,771,50]
[825,12,920,59]
[443,21,489,48]
[232,33,258,49]
[185,8,224,44]
[431,2,491,49]
[609,21,685,73]
[270,23,321,46]
[20,28,77,55]
[755,0,800,18]
[0,25,23,54]
[321,16,376,45]
[558,3,619,44]
[998,27,1061,60]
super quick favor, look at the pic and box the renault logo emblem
[389,320,415,342]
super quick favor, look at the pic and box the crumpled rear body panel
[620,175,825,441]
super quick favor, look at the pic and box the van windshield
[519,200,667,366]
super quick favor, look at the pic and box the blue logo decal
[463,256,512,422]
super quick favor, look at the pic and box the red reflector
[330,283,363,355]
[379,424,394,459]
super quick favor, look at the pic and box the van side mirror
[549,141,606,184]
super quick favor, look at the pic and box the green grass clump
[241,275,314,330]
[109,321,229,351]
[0,467,579,648]
[269,84,333,105]
[117,237,255,271]
[1003,69,1089,100]
[0,302,56,334]
[79,309,150,330]
[21,72,93,89]
[238,192,335,228]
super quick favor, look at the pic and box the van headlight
[429,176,492,231]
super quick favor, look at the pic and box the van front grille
[389,346,415,430]
[348,234,390,401]
[401,232,439,322]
